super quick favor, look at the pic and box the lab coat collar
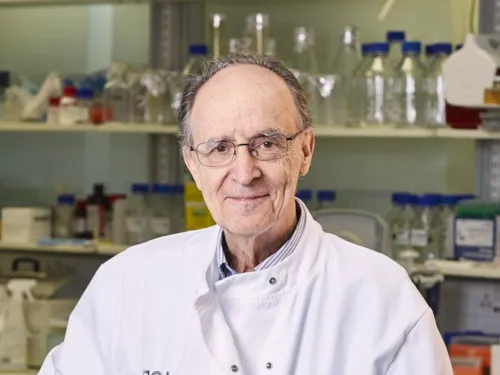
[193,199,325,302]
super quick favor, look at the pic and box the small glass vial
[317,190,336,209]
[59,87,77,126]
[47,97,60,125]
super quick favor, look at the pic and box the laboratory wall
[0,0,476,213]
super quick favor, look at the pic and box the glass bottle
[289,27,318,86]
[182,45,208,76]
[386,30,406,68]
[103,63,130,123]
[331,26,360,91]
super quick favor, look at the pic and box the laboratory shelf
[0,122,178,134]
[426,260,500,280]
[0,241,126,255]
[0,371,37,375]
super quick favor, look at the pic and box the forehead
[189,64,298,142]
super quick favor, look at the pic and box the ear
[299,130,315,177]
[182,146,203,191]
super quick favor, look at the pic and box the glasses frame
[189,128,306,167]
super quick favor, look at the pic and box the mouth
[227,194,268,202]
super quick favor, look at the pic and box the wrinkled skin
[183,64,315,272]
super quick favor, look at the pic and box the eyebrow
[203,127,285,146]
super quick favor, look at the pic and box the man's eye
[215,145,228,152]
[262,141,275,148]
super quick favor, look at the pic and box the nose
[230,145,261,185]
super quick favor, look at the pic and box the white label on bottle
[393,229,410,246]
[126,216,146,233]
[410,229,429,247]
[150,217,170,236]
[455,219,494,247]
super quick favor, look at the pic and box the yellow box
[184,183,216,231]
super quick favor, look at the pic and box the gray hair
[176,52,312,147]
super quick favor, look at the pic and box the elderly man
[39,53,452,375]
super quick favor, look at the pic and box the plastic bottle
[75,87,94,124]
[59,86,77,126]
[359,42,391,126]
[331,26,360,91]
[54,194,76,238]
[317,190,336,209]
[0,279,36,371]
[103,63,130,123]
[410,194,442,261]
[388,193,416,260]
[126,183,150,245]
[296,189,313,209]
[182,45,208,76]
[348,43,374,127]
[389,41,427,127]
[423,43,452,127]
[386,30,406,67]
[86,183,110,240]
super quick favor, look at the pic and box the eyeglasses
[190,129,305,167]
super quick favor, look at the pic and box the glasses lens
[197,141,235,166]
[250,134,288,161]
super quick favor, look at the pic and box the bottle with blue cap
[388,192,417,259]
[388,41,426,127]
[386,30,406,67]
[358,42,391,126]
[126,183,151,245]
[182,45,209,76]
[439,194,461,258]
[295,189,313,209]
[410,193,442,261]
[150,184,185,237]
[422,43,453,127]
[316,190,336,210]
[348,43,375,127]
[54,194,76,238]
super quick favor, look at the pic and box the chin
[219,213,273,236]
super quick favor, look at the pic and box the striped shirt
[215,199,307,280]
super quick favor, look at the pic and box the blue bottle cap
[417,194,440,207]
[296,189,313,202]
[402,41,422,54]
[189,44,208,55]
[391,192,411,205]
[57,194,76,205]
[456,194,476,202]
[425,44,435,56]
[371,42,390,54]
[76,87,94,100]
[440,194,459,206]
[386,31,406,43]
[172,184,185,194]
[432,43,452,55]
[317,190,336,202]
[131,183,150,194]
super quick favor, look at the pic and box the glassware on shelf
[348,43,374,127]
[182,45,208,76]
[308,74,347,127]
[290,27,318,91]
[245,13,270,54]
[387,30,406,68]
[167,71,187,119]
[389,41,426,127]
[208,13,227,59]
[423,43,452,127]
[128,68,147,124]
[331,26,360,90]
[141,70,170,124]
[358,42,392,127]
[103,62,131,123]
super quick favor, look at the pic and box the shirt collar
[215,198,307,280]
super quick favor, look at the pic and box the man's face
[183,64,314,236]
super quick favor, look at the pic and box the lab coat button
[269,277,277,285]
[266,362,272,369]
[231,365,239,372]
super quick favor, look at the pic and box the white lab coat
[38,207,453,375]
